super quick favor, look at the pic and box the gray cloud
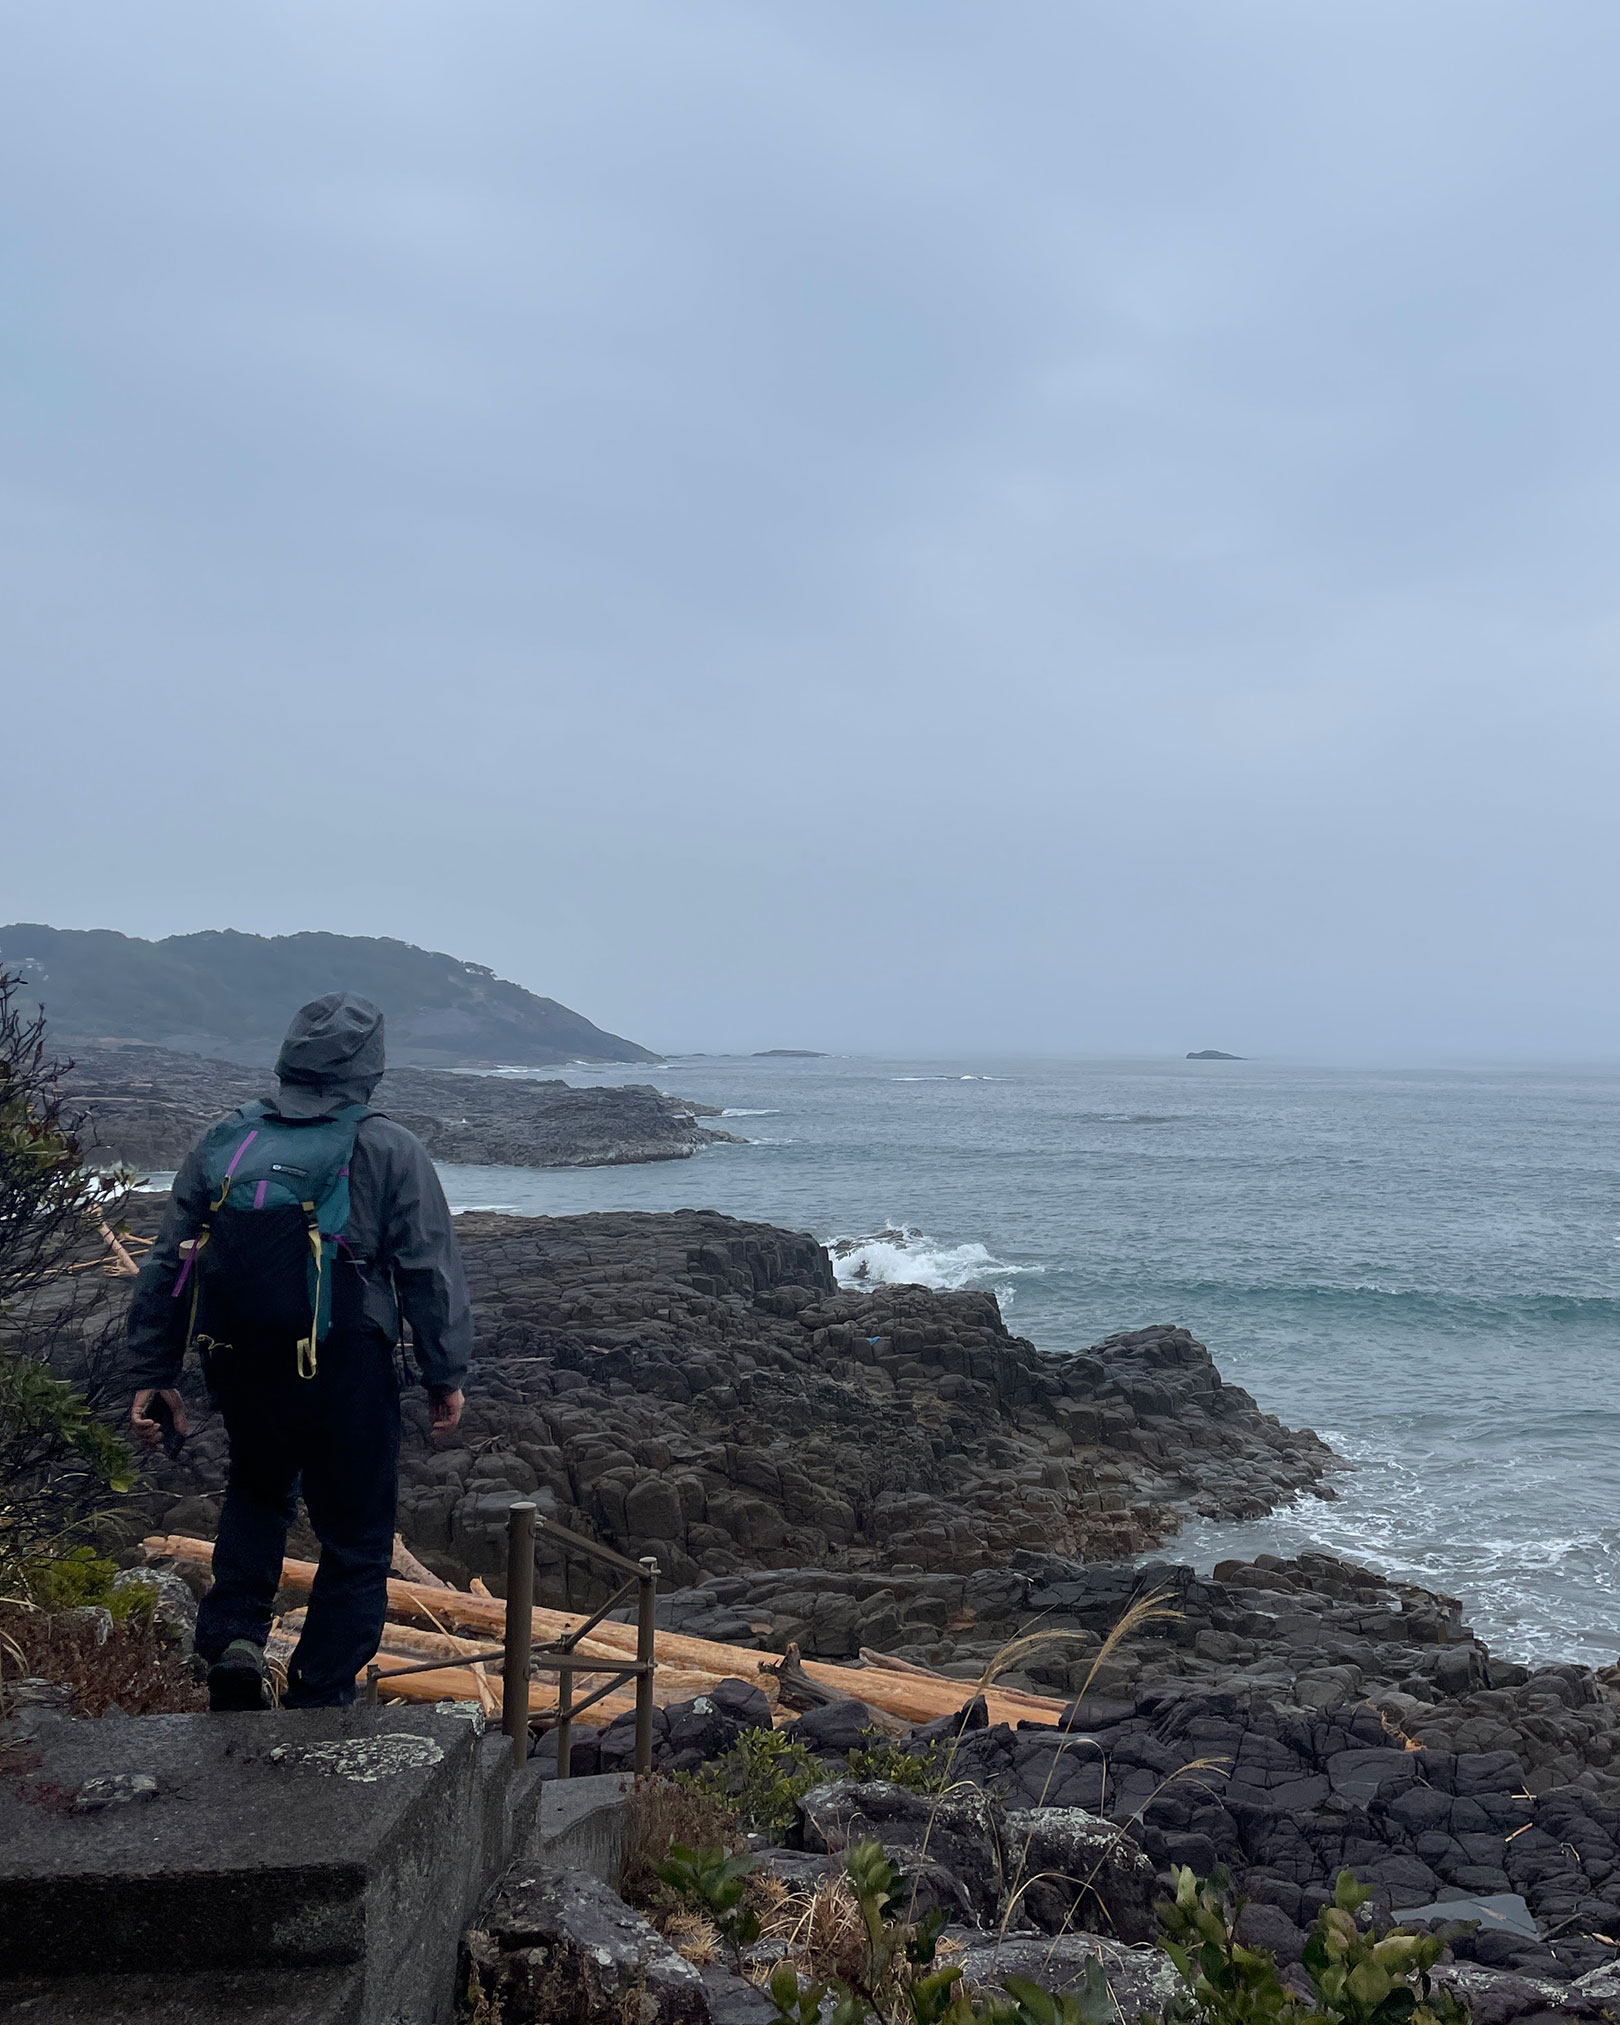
[4,2,1618,1056]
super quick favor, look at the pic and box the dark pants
[194,1329,401,1707]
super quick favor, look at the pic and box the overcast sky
[4,3,1617,1058]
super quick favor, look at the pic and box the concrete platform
[0,1703,544,2025]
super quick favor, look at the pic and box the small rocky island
[60,1044,739,1171]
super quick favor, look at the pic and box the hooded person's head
[273,993,385,1118]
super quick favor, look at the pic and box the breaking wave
[827,1224,1042,1296]
[721,1108,779,1117]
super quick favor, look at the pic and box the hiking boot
[207,1639,272,1711]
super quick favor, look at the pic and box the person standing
[126,993,472,1710]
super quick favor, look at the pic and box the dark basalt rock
[795,1778,1005,1927]
[1002,1805,1158,1942]
[119,1208,1339,1608]
[462,1865,707,2025]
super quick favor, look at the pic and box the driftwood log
[144,1533,1072,1730]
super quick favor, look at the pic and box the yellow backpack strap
[295,1201,321,1379]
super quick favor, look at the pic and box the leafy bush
[755,1837,1117,2025]
[688,1725,822,1836]
[846,1730,947,1794]
[0,966,138,1600]
[1158,1866,1469,2025]
[20,1545,150,1621]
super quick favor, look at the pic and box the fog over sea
[434,1055,1620,1669]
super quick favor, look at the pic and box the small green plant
[759,1838,1119,2024]
[1157,1866,1469,2025]
[1302,1872,1468,2025]
[20,1545,150,1619]
[847,1729,947,1794]
[991,1970,1119,2025]
[653,1843,760,1966]
[688,1725,822,1836]
[767,1962,839,2025]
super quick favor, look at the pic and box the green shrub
[1157,1865,1469,2025]
[22,1545,150,1622]
[687,1726,822,1836]
[846,1730,947,1794]
[758,1838,1118,2025]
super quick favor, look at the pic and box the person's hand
[131,1388,190,1448]
[430,1389,465,1436]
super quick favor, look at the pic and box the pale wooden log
[282,1606,760,1723]
[856,1646,1082,1719]
[391,1536,451,1588]
[143,1534,1070,1730]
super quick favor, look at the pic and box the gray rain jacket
[126,993,473,1396]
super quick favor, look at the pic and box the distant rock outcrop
[1186,1049,1244,1060]
[60,1045,735,1171]
[0,924,658,1067]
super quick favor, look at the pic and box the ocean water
[431,1055,1620,1667]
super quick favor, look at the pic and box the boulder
[947,1930,1182,2024]
[795,1779,1003,1927]
[1001,1807,1158,1943]
[462,1864,707,2024]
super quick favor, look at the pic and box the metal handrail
[360,1501,660,1777]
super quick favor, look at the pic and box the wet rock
[783,1700,890,1760]
[119,1203,1338,1599]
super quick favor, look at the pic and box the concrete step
[0,1704,538,2024]
[0,1966,363,2024]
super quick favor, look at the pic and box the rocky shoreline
[96,1204,1620,2018]
[131,1206,1339,1607]
[60,1043,738,1171]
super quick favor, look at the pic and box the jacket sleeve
[380,1136,473,1397]
[125,1147,213,1390]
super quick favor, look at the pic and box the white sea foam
[721,1108,779,1117]
[828,1224,1041,1294]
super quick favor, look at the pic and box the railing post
[634,1555,658,1777]
[555,1665,573,1782]
[365,1664,380,1707]
[503,1501,536,1771]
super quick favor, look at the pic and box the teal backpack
[172,1101,371,1377]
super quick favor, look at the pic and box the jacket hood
[273,993,385,1117]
